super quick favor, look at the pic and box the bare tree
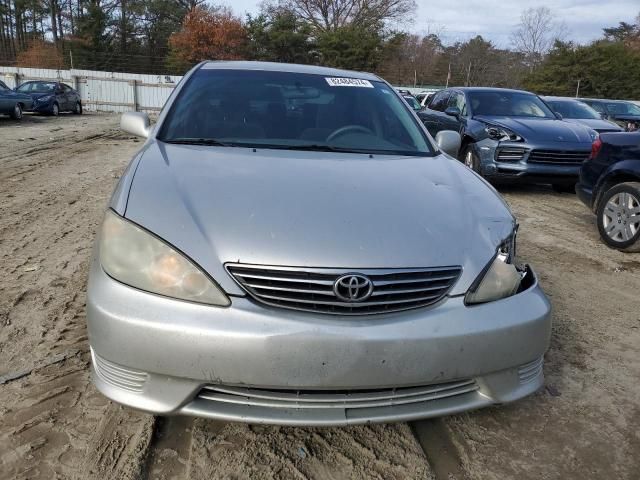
[281,0,416,32]
[511,7,566,68]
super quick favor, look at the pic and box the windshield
[546,100,600,119]
[17,82,56,93]
[158,69,434,156]
[468,91,555,118]
[606,102,640,116]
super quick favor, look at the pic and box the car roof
[453,87,536,95]
[200,61,380,82]
[542,96,582,102]
[578,98,629,104]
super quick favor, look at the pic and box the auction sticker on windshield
[325,77,374,88]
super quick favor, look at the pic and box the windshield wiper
[163,138,231,147]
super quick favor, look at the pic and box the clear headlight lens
[484,125,523,142]
[465,232,524,305]
[99,210,230,306]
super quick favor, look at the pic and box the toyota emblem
[333,274,373,302]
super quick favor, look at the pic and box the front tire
[10,103,23,120]
[461,144,481,174]
[51,103,59,116]
[596,182,640,252]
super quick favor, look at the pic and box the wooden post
[132,79,139,112]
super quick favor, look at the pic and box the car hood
[562,118,623,132]
[474,115,593,143]
[121,143,515,297]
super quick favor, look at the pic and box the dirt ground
[0,112,638,480]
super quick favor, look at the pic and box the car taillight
[589,137,602,159]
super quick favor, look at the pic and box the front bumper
[87,261,552,425]
[475,140,584,183]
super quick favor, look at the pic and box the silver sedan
[87,61,551,426]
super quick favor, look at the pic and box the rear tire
[596,182,640,252]
[51,103,59,116]
[9,103,22,120]
[73,101,83,115]
[552,183,576,194]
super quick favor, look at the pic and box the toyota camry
[87,61,551,425]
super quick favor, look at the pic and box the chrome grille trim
[92,350,148,393]
[527,149,591,164]
[496,147,527,162]
[226,264,462,315]
[197,380,479,410]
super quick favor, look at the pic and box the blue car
[419,87,596,191]
[576,132,640,251]
[16,80,82,116]
[0,80,33,119]
[543,97,624,134]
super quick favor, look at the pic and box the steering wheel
[326,125,374,142]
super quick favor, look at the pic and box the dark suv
[418,87,596,191]
[577,132,640,251]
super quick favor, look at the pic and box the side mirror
[121,111,151,138]
[554,111,563,120]
[444,106,461,118]
[435,130,462,157]
[599,112,608,120]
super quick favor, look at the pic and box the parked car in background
[418,87,596,191]
[87,61,551,426]
[416,91,436,108]
[578,98,640,132]
[543,97,624,133]
[16,81,82,116]
[577,132,640,251]
[400,92,422,111]
[0,80,33,119]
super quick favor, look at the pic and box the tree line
[1,0,638,99]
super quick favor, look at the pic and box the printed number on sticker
[325,78,374,88]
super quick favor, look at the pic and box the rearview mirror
[121,111,151,138]
[444,107,461,118]
[435,130,462,157]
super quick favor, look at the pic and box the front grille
[226,264,462,315]
[496,147,527,162]
[528,149,591,164]
[92,350,148,393]
[197,380,478,410]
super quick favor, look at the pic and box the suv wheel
[461,145,481,174]
[10,103,23,120]
[597,182,640,252]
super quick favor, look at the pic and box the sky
[228,0,639,47]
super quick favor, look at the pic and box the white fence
[0,66,182,113]
[2,65,639,113]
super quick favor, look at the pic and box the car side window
[589,102,605,113]
[63,84,72,92]
[448,92,467,116]
[429,91,451,112]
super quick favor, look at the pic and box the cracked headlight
[484,125,523,142]
[99,210,230,306]
[465,231,524,305]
